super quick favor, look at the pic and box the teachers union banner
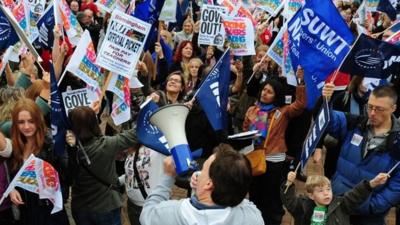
[96,10,151,77]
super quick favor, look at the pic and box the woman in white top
[120,146,166,225]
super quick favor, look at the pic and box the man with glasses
[321,83,400,225]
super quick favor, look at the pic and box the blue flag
[152,37,173,75]
[50,64,70,156]
[0,8,19,52]
[340,34,400,79]
[35,3,54,50]
[132,0,166,51]
[287,0,354,109]
[136,99,170,155]
[300,99,331,170]
[377,0,397,21]
[195,48,230,131]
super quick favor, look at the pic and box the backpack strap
[133,151,148,199]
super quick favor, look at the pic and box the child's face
[309,184,333,206]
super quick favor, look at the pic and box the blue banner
[377,0,397,21]
[300,99,331,170]
[136,99,170,155]
[132,0,166,51]
[50,64,70,156]
[287,0,354,109]
[341,34,400,79]
[0,8,19,52]
[152,37,173,77]
[35,3,54,50]
[195,48,230,131]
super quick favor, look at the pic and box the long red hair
[10,98,46,171]
[173,41,194,62]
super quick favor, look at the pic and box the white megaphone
[150,104,195,175]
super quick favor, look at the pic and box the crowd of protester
[0,0,400,225]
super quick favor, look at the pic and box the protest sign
[55,0,83,46]
[115,0,130,12]
[365,0,379,11]
[282,28,297,86]
[159,0,177,22]
[199,4,227,47]
[107,73,131,125]
[26,0,46,14]
[267,26,285,67]
[12,1,28,33]
[64,30,103,88]
[97,10,151,77]
[26,0,46,41]
[62,88,93,113]
[282,0,304,20]
[256,0,285,17]
[217,0,235,14]
[223,17,255,56]
[95,0,117,13]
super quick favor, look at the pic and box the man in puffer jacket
[322,83,400,225]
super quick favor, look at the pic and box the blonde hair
[0,88,25,122]
[189,58,203,67]
[160,30,174,49]
[305,175,331,193]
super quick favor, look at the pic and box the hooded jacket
[140,174,264,225]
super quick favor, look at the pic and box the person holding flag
[322,83,400,225]
[242,67,306,225]
[7,98,69,225]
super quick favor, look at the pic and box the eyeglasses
[167,78,182,83]
[367,104,390,113]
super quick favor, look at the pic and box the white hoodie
[140,174,264,225]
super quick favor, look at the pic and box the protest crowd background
[0,0,400,224]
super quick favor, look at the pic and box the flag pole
[388,161,400,176]
[99,70,112,103]
[57,68,68,86]
[246,51,268,85]
[153,21,163,81]
[191,47,230,101]
[284,162,301,194]
[328,34,361,84]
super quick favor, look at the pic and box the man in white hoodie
[140,144,264,225]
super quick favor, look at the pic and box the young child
[280,171,388,225]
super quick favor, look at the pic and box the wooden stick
[99,70,112,102]
[246,51,268,85]
[153,22,162,81]
[284,162,301,194]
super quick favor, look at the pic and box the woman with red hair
[168,40,195,84]
[8,98,69,225]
